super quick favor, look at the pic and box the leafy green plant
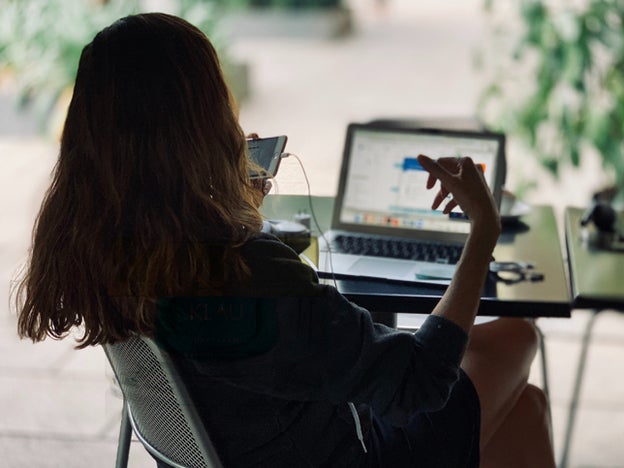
[479,0,624,197]
[216,0,342,9]
[0,0,221,132]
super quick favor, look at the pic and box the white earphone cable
[281,152,337,288]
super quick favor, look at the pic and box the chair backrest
[103,335,224,468]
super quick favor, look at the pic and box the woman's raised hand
[417,154,501,245]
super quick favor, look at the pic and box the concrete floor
[1,0,623,466]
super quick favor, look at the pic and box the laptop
[317,123,506,285]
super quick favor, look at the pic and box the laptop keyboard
[332,235,464,264]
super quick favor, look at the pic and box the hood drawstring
[348,402,368,453]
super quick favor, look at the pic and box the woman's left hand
[246,133,273,197]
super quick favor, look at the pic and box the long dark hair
[16,13,264,347]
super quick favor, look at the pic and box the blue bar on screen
[402,157,424,171]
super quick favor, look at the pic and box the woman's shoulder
[232,233,320,296]
[244,233,302,260]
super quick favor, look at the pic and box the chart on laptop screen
[340,128,500,235]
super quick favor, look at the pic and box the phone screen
[248,135,288,179]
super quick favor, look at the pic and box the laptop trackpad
[347,258,415,279]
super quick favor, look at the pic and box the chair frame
[103,336,224,468]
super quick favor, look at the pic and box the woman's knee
[517,383,551,428]
[480,384,555,468]
[467,318,539,386]
[471,318,539,357]
[510,319,539,358]
[521,384,549,413]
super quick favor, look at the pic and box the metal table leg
[534,320,551,404]
[558,310,599,468]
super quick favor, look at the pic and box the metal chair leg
[534,321,554,445]
[535,322,551,404]
[116,401,133,468]
[558,310,599,468]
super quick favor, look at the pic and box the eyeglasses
[489,261,544,284]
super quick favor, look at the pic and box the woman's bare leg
[461,318,539,445]
[481,384,556,468]
[461,318,554,467]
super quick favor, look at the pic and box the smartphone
[247,135,288,179]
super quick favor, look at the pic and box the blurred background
[1,0,623,466]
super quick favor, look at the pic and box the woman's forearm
[431,225,498,333]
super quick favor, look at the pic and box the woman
[16,13,555,467]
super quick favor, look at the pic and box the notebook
[317,123,506,285]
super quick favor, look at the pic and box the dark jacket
[156,234,468,467]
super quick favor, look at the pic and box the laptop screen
[333,124,505,241]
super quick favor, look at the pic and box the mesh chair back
[104,336,223,468]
